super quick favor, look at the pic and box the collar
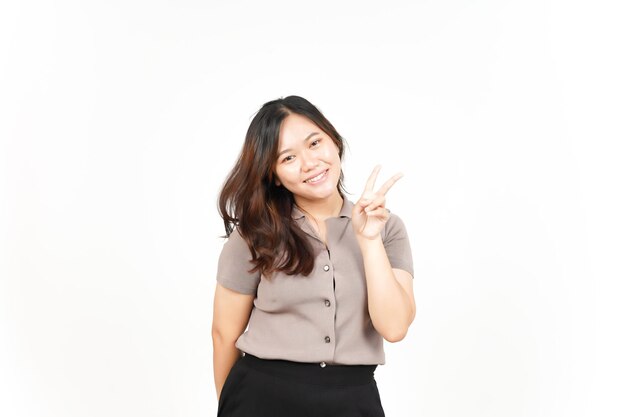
[291,197,354,220]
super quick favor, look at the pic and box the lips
[303,169,328,184]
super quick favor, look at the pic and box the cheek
[323,145,341,163]
[276,164,299,184]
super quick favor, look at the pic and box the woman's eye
[311,139,321,147]
[283,155,295,163]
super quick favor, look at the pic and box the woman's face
[273,113,342,204]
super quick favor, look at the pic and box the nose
[300,150,319,172]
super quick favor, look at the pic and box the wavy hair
[218,95,347,277]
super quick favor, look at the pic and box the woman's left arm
[352,165,416,342]
[357,236,415,342]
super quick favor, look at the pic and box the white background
[1,1,624,416]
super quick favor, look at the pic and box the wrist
[356,233,382,246]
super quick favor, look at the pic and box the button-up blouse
[216,198,413,365]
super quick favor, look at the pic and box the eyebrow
[277,132,319,157]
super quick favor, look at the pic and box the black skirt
[217,353,386,417]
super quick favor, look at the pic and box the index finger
[364,165,382,193]
[377,172,404,195]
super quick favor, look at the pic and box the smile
[304,169,329,184]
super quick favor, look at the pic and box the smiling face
[273,113,342,206]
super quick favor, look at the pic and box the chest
[255,219,367,311]
[314,220,329,246]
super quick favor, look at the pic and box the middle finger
[377,172,403,195]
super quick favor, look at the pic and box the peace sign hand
[352,165,403,240]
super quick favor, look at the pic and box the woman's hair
[218,95,347,277]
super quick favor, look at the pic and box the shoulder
[219,226,254,260]
[380,210,414,277]
[216,226,261,294]
[381,211,410,242]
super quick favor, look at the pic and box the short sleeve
[216,228,261,295]
[382,213,414,277]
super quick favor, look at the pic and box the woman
[212,95,415,416]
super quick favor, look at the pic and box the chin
[303,182,340,200]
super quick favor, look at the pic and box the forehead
[278,113,322,147]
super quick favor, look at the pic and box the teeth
[306,170,326,183]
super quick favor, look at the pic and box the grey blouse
[216,198,413,366]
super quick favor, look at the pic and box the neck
[294,191,343,221]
